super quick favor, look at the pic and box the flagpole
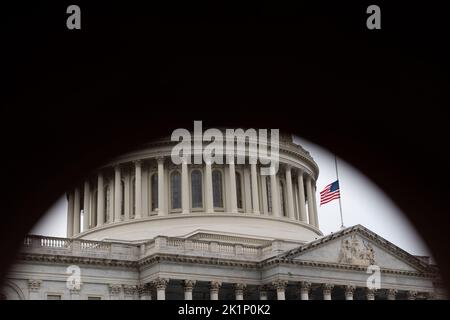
[335,155,345,229]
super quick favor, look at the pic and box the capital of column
[366,288,376,300]
[345,285,356,299]
[153,278,169,290]
[407,290,418,300]
[299,281,311,294]
[234,283,247,295]
[183,280,196,292]
[157,157,165,164]
[138,283,152,296]
[386,288,397,300]
[210,281,222,293]
[123,285,138,296]
[322,283,334,295]
[133,159,142,166]
[272,279,288,292]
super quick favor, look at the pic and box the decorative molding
[28,279,42,292]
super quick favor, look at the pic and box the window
[266,177,272,213]
[151,174,158,211]
[212,170,223,208]
[191,170,203,208]
[47,294,61,300]
[280,181,286,217]
[236,172,243,209]
[170,171,181,210]
[121,180,125,216]
[88,296,101,300]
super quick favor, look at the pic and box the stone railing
[21,235,301,263]
[139,236,296,261]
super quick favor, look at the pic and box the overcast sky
[31,136,432,257]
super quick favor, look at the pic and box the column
[183,280,195,300]
[229,162,238,213]
[306,176,316,226]
[157,158,166,216]
[312,180,319,228]
[204,162,214,213]
[297,172,307,222]
[97,173,105,226]
[273,280,287,300]
[210,281,221,300]
[251,164,260,214]
[134,160,142,219]
[83,180,90,232]
[259,285,269,300]
[234,283,246,300]
[345,285,355,300]
[299,281,311,300]
[181,161,190,214]
[154,278,169,300]
[387,289,397,300]
[67,192,74,237]
[73,188,81,235]
[270,173,280,217]
[322,283,334,300]
[285,166,295,220]
[114,165,122,222]
[407,291,418,300]
[366,288,376,300]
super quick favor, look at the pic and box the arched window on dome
[266,177,272,213]
[151,173,158,212]
[212,170,223,208]
[279,180,286,217]
[191,169,203,209]
[170,171,182,210]
[236,172,243,210]
[105,184,111,222]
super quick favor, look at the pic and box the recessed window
[171,171,182,210]
[151,173,158,211]
[88,296,101,300]
[47,294,61,300]
[212,170,223,208]
[236,172,243,209]
[191,170,203,208]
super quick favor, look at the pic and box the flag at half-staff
[320,180,340,206]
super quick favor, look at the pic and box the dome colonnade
[66,136,320,238]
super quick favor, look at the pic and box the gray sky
[31,136,431,257]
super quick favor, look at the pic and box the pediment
[280,225,431,273]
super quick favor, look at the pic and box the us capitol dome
[2,130,446,300]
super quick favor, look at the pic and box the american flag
[320,180,340,205]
